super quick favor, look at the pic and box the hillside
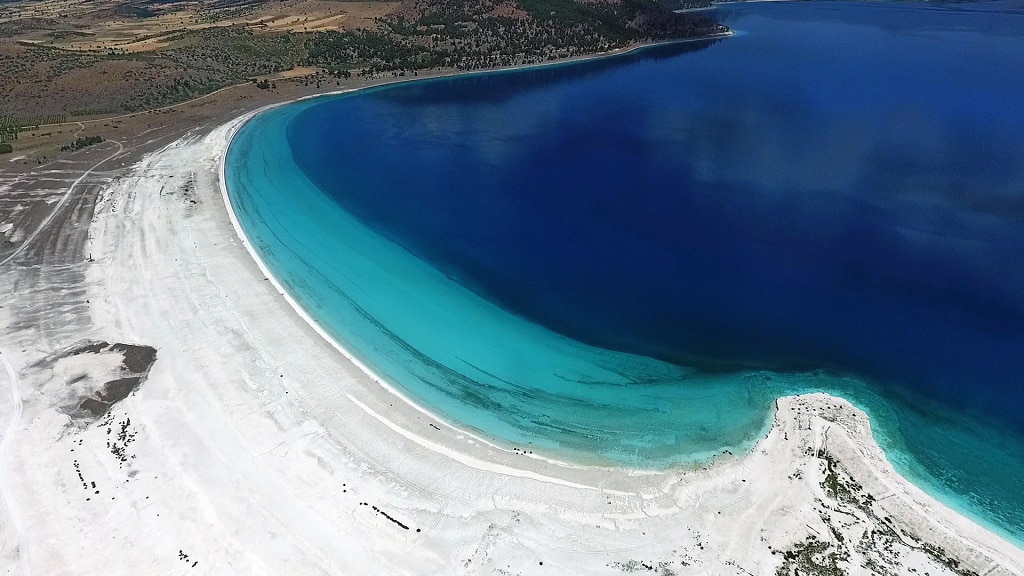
[0,0,726,117]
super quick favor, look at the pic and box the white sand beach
[1,116,1022,575]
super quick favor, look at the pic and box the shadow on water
[343,39,725,106]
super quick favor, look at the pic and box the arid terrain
[0,0,721,159]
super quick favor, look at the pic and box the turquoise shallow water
[226,1,1024,546]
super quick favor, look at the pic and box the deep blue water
[226,1,1024,545]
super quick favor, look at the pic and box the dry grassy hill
[0,0,723,119]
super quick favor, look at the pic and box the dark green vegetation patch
[60,135,103,152]
[307,0,725,75]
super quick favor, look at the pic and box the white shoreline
[1,42,1023,575]
[213,64,1024,570]
[218,109,604,480]
[217,67,1024,543]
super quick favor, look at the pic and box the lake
[225,0,1024,545]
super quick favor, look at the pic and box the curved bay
[226,0,1024,545]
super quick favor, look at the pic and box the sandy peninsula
[0,77,1023,576]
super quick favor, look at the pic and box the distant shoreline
[26,31,733,133]
[217,29,736,151]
